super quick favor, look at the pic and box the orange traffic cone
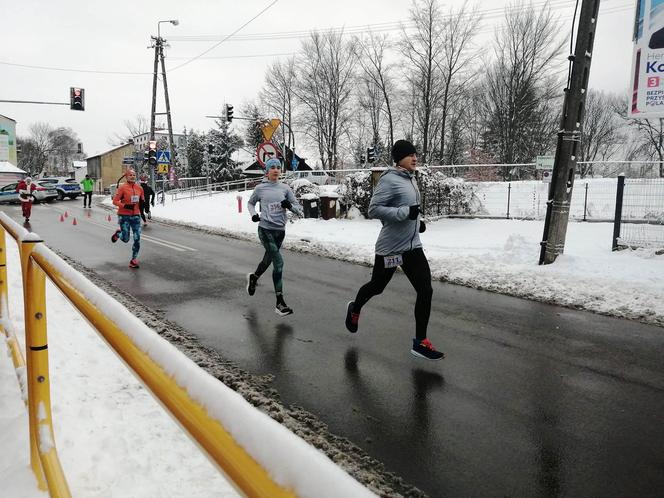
[60,214,64,222]
[64,211,68,218]
[72,218,77,226]
[86,211,91,218]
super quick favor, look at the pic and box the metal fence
[323,160,664,222]
[614,176,664,250]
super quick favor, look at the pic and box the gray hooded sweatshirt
[368,168,423,256]
[248,178,302,231]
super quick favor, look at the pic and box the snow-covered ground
[143,187,664,326]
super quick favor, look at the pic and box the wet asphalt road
[5,200,664,497]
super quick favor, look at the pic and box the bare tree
[624,118,664,177]
[48,127,80,174]
[400,0,447,163]
[18,122,81,176]
[481,1,565,177]
[295,30,356,169]
[577,90,624,177]
[260,57,297,152]
[354,32,397,147]
[433,1,482,163]
[109,115,150,145]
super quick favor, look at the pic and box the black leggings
[354,248,433,340]
[255,227,286,295]
[83,192,92,207]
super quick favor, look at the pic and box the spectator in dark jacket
[139,174,155,225]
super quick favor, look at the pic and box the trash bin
[319,193,339,220]
[300,194,319,218]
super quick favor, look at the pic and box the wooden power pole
[539,0,601,265]
[148,30,178,194]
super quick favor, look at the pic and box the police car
[40,177,82,201]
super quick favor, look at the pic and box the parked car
[284,170,334,185]
[0,182,19,204]
[40,177,82,200]
[33,181,58,203]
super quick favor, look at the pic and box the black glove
[151,200,155,207]
[419,220,426,233]
[252,214,260,222]
[124,203,135,210]
[281,199,292,209]
[408,205,420,220]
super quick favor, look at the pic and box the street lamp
[158,19,179,39]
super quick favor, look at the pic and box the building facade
[86,143,135,193]
[0,114,18,165]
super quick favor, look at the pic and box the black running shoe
[275,302,293,316]
[111,229,121,243]
[345,301,359,333]
[410,338,445,361]
[246,273,258,296]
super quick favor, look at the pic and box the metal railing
[0,213,295,497]
[167,177,262,202]
[0,216,71,496]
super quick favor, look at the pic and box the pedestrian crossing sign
[158,164,169,173]
[157,151,171,164]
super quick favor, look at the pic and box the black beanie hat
[391,139,416,164]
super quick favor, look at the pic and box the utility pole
[159,44,177,188]
[148,20,179,194]
[149,37,160,192]
[539,0,601,265]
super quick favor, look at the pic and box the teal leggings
[255,227,286,294]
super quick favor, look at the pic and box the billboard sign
[629,0,664,117]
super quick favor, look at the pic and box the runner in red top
[111,169,144,268]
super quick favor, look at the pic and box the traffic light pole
[539,0,600,265]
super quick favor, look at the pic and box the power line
[169,0,280,72]
[0,1,632,76]
[169,52,296,60]
[0,60,150,75]
[168,0,628,42]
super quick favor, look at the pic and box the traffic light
[148,140,157,167]
[367,146,376,163]
[225,104,234,122]
[70,87,85,111]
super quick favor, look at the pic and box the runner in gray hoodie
[345,140,444,360]
[246,158,303,316]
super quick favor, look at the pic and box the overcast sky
[0,0,635,159]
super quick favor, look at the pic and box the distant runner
[345,139,443,360]
[111,169,144,269]
[246,158,303,316]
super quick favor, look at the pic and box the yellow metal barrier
[0,225,26,370]
[0,213,296,498]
